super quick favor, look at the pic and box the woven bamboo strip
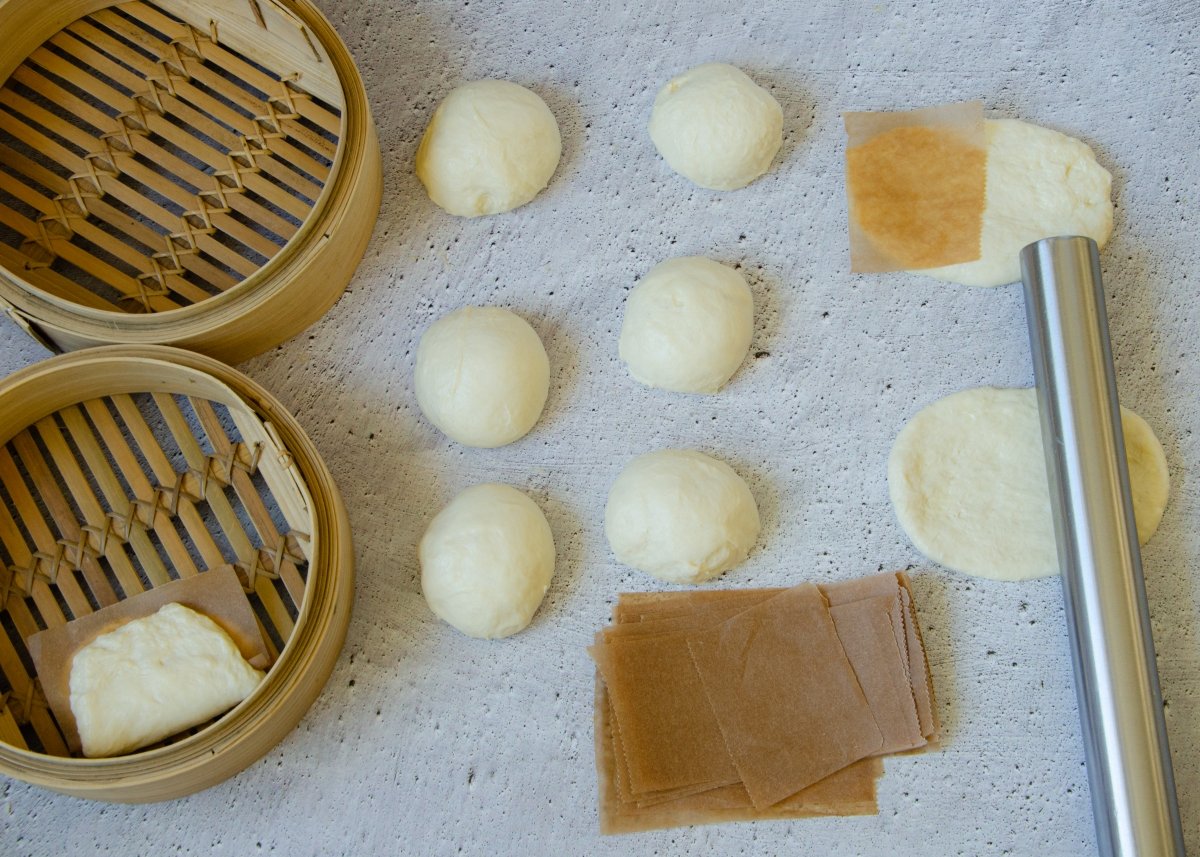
[0,444,110,618]
[107,394,237,573]
[8,432,130,607]
[0,486,80,753]
[0,140,240,295]
[0,490,82,753]
[0,168,203,309]
[92,6,337,169]
[6,61,300,252]
[121,3,341,139]
[31,415,165,595]
[0,575,71,754]
[0,193,170,310]
[74,400,202,579]
[192,398,305,607]
[3,54,287,266]
[0,78,201,215]
[1,85,279,276]
[0,489,72,632]
[0,704,25,748]
[215,400,315,553]
[69,14,334,186]
[0,631,68,755]
[0,103,261,292]
[110,390,294,638]
[0,181,156,306]
[57,22,331,200]
[50,407,176,588]
[0,243,120,311]
[105,7,340,160]
[1,138,198,275]
[152,392,295,641]
[0,211,129,310]
[5,63,302,254]
[104,393,283,660]
[0,107,254,284]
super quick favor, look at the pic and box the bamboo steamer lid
[0,345,353,801]
[0,0,381,362]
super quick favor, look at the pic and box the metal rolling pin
[1020,236,1185,856]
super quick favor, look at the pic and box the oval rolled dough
[888,387,1169,581]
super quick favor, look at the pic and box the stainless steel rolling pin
[1020,235,1185,856]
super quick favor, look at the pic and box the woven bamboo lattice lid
[0,0,381,362]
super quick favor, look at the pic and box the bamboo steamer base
[0,0,381,362]
[0,345,353,801]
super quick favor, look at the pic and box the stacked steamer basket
[0,0,378,800]
[0,347,354,800]
[0,0,380,362]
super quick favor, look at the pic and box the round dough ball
[415,80,562,217]
[649,63,783,191]
[605,450,761,584]
[888,387,1169,581]
[619,257,753,394]
[420,483,556,639]
[415,306,549,448]
[922,119,1113,287]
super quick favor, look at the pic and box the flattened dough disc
[888,387,1168,581]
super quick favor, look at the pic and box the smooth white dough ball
[415,306,549,448]
[420,483,556,639]
[415,80,562,217]
[619,257,754,394]
[649,63,783,190]
[605,450,761,584]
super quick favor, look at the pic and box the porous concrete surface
[2,1,1199,854]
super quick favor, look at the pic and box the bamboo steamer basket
[0,0,381,362]
[0,345,353,801]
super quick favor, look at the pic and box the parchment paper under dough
[888,387,1169,581]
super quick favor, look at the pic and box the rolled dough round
[922,119,1113,287]
[619,256,754,394]
[649,63,783,191]
[605,449,761,584]
[415,80,561,217]
[888,387,1169,581]
[420,483,556,639]
[414,306,550,448]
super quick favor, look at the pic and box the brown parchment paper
[898,573,940,740]
[26,566,271,753]
[843,100,986,272]
[595,573,940,832]
[614,588,777,624]
[685,583,884,809]
[596,676,882,835]
[829,596,925,754]
[591,630,740,794]
[614,588,921,753]
[614,575,938,741]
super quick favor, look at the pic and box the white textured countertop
[2,1,1199,854]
